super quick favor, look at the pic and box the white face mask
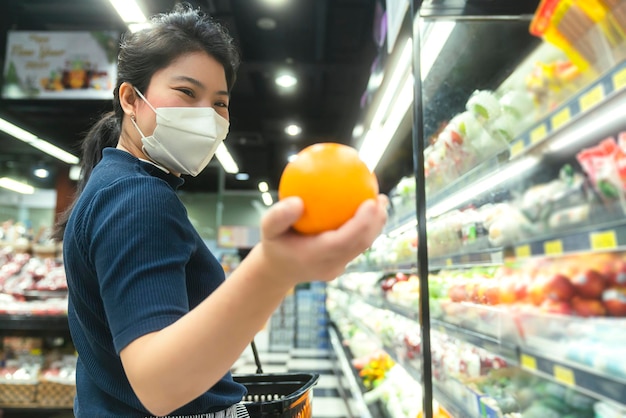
[130,87,230,176]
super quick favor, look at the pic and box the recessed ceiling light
[285,124,302,136]
[275,73,297,88]
[258,181,269,193]
[34,168,49,178]
[235,173,250,181]
[257,17,277,30]
[287,153,298,162]
[352,124,364,138]
[261,0,289,6]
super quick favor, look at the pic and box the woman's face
[134,51,229,138]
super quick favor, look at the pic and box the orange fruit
[278,142,379,234]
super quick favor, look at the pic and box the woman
[56,3,387,417]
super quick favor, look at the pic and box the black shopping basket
[233,340,319,418]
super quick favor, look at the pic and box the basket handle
[250,339,263,374]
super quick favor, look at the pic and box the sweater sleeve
[85,176,195,354]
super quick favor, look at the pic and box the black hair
[53,2,240,240]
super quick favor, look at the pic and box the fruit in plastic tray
[602,287,626,316]
[571,297,607,317]
[571,269,607,299]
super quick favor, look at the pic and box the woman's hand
[258,195,388,284]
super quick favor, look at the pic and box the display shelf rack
[346,315,423,384]
[328,325,377,418]
[336,286,626,409]
[430,249,504,271]
[511,219,626,259]
[432,385,472,418]
[431,319,519,364]
[509,59,626,159]
[0,314,68,332]
[519,347,626,407]
[334,285,419,321]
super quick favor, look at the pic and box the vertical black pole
[409,1,433,417]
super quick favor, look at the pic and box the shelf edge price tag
[553,365,576,386]
[544,239,563,255]
[445,258,453,266]
[614,67,626,91]
[579,84,604,112]
[510,140,525,158]
[530,124,548,144]
[515,245,531,258]
[521,354,537,370]
[551,107,571,131]
[590,230,617,250]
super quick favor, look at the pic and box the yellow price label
[521,354,537,370]
[544,240,563,255]
[614,67,626,91]
[445,258,453,266]
[551,107,571,131]
[554,365,576,386]
[579,85,604,112]
[530,124,548,144]
[510,140,525,158]
[515,245,531,258]
[590,231,617,250]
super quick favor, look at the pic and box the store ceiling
[0,0,411,196]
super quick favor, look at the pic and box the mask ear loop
[129,90,170,173]
[133,87,160,115]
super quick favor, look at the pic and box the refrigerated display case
[328,0,626,417]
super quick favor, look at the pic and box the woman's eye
[215,101,228,108]
[177,88,194,97]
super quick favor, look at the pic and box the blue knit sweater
[63,148,245,417]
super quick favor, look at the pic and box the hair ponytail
[52,111,120,241]
[78,111,121,193]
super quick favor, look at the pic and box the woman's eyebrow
[171,75,206,90]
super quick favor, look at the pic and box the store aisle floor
[232,330,350,418]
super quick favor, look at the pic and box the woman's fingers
[261,196,304,240]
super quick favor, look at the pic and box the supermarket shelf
[334,285,419,321]
[0,314,68,332]
[519,347,626,407]
[431,319,519,364]
[511,219,626,259]
[432,386,473,418]
[348,315,423,384]
[430,248,503,270]
[510,59,626,159]
[338,285,626,409]
[328,325,376,418]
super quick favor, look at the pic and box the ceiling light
[257,17,277,30]
[235,173,250,181]
[69,165,81,181]
[285,124,302,136]
[421,21,456,80]
[258,181,269,193]
[0,177,34,194]
[34,168,49,178]
[359,38,414,171]
[0,117,79,164]
[261,0,289,6]
[108,0,147,23]
[287,153,298,162]
[261,192,274,206]
[275,73,297,88]
[214,143,239,173]
[128,22,153,33]
[352,124,364,138]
